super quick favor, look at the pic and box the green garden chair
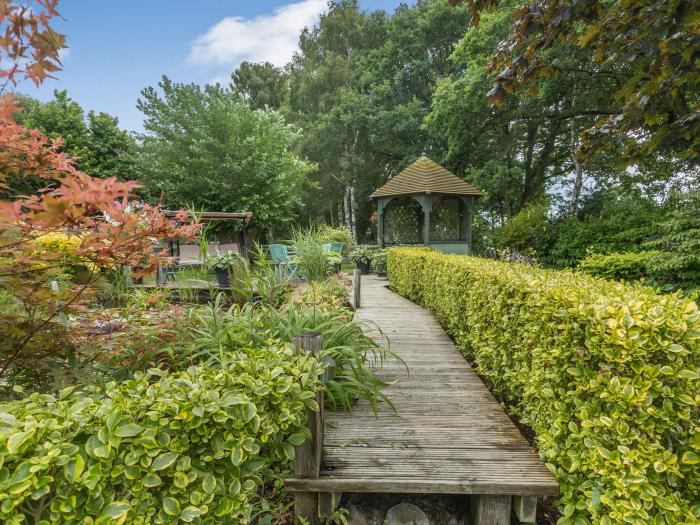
[268,243,298,279]
[321,242,344,254]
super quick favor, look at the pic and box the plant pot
[215,268,230,287]
[376,263,387,277]
[357,260,370,275]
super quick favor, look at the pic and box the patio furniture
[321,242,343,254]
[154,211,252,286]
[269,243,298,279]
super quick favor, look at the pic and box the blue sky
[20,1,410,133]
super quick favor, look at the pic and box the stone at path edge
[385,502,430,525]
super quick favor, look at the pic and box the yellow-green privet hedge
[0,343,322,525]
[388,248,700,525]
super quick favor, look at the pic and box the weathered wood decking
[287,275,558,523]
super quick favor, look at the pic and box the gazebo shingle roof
[370,155,483,199]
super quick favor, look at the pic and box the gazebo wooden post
[467,196,474,255]
[422,193,431,247]
[376,198,386,248]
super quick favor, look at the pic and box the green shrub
[349,247,375,266]
[169,300,400,414]
[493,200,551,256]
[317,224,353,256]
[291,227,332,282]
[207,251,243,271]
[578,251,663,283]
[644,191,700,292]
[370,249,388,273]
[388,248,700,524]
[299,276,350,310]
[0,343,321,524]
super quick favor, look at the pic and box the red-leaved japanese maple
[0,1,199,391]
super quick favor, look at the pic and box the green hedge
[0,343,321,525]
[388,248,700,524]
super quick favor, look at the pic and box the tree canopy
[136,77,315,233]
[449,0,700,164]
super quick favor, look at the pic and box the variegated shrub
[0,343,321,525]
[388,248,699,525]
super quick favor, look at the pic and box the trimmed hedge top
[0,343,322,525]
[388,248,699,525]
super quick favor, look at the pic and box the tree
[6,90,137,196]
[136,76,314,234]
[285,0,471,241]
[286,0,386,241]
[448,0,700,164]
[0,1,199,391]
[231,61,287,110]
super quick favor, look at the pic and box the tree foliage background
[136,77,314,235]
[15,0,696,286]
[223,0,698,288]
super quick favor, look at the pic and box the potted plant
[326,250,343,274]
[208,251,241,287]
[371,249,388,276]
[350,247,374,275]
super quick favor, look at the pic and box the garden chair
[268,243,298,279]
[321,242,344,254]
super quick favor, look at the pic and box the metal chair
[268,243,298,279]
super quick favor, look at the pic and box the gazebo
[370,155,483,254]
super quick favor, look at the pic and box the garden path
[287,275,558,524]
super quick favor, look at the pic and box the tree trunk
[349,185,357,243]
[337,196,345,227]
[569,89,584,215]
[343,186,352,231]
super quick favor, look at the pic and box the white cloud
[189,0,326,69]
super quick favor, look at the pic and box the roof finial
[420,150,428,160]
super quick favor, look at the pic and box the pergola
[370,155,483,254]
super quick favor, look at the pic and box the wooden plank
[293,333,324,478]
[285,477,558,496]
[292,333,324,525]
[470,495,511,525]
[512,495,537,523]
[352,269,361,309]
[294,493,319,525]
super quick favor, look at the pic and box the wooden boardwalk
[287,275,558,524]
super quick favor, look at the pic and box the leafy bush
[291,227,332,282]
[349,247,375,265]
[299,276,350,310]
[578,251,663,283]
[207,251,243,271]
[388,248,700,524]
[231,245,291,307]
[493,200,551,256]
[542,193,663,268]
[317,224,353,256]
[370,249,388,273]
[0,343,321,524]
[165,299,400,414]
[644,191,700,292]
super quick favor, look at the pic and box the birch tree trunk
[337,196,345,227]
[349,185,357,243]
[569,87,584,215]
[343,186,352,230]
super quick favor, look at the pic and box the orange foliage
[0,1,200,389]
